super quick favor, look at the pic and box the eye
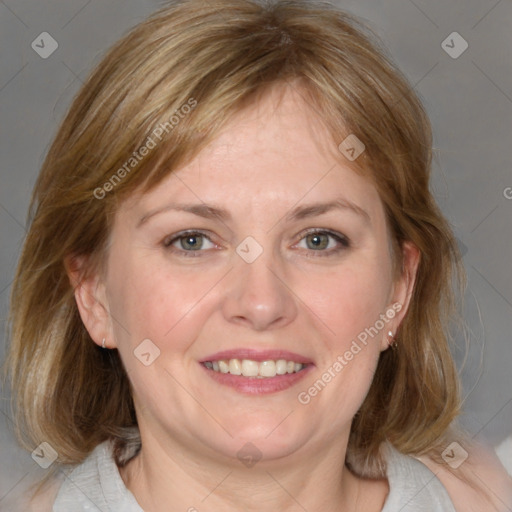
[163,230,217,255]
[295,229,350,255]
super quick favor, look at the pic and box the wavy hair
[4,0,466,490]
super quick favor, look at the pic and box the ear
[381,240,420,350]
[65,255,115,349]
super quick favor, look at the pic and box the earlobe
[65,255,113,348]
[382,241,421,351]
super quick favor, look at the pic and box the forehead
[122,85,384,224]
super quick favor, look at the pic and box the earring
[388,331,397,350]
[102,338,106,349]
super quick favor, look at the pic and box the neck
[118,426,387,512]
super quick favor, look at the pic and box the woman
[4,0,511,510]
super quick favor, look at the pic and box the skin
[73,83,421,512]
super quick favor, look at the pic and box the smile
[199,350,313,394]
[203,358,306,378]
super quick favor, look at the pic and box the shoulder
[7,442,109,512]
[383,444,457,511]
[51,440,143,511]
[417,441,512,512]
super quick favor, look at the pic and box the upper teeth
[204,359,304,378]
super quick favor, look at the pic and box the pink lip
[200,349,312,364]
[200,362,314,395]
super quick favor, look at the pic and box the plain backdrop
[1,0,511,506]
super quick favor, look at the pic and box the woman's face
[79,84,417,465]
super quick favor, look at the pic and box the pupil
[308,234,327,250]
[183,235,201,250]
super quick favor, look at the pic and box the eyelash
[296,228,350,257]
[163,229,350,258]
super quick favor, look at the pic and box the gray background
[1,0,511,505]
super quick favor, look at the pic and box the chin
[207,418,310,464]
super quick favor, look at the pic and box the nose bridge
[222,239,297,331]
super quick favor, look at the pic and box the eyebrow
[137,198,371,227]
[285,199,371,226]
[138,203,230,227]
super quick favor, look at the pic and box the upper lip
[200,349,313,364]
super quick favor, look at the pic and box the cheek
[296,253,393,418]
[106,251,222,347]
[306,258,392,347]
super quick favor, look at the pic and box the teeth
[228,359,241,375]
[260,360,276,377]
[241,359,259,377]
[204,358,305,378]
[276,359,287,375]
[218,360,229,373]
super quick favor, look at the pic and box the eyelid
[297,227,350,243]
[163,228,350,257]
[163,229,220,255]
[292,228,350,255]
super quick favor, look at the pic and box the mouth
[199,350,313,394]
[202,358,307,378]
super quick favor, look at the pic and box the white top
[12,440,457,511]
[496,435,512,476]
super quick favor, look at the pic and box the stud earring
[388,331,397,350]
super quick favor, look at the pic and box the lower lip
[200,363,314,395]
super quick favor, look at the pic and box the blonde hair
[5,0,467,488]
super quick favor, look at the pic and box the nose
[221,249,298,332]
